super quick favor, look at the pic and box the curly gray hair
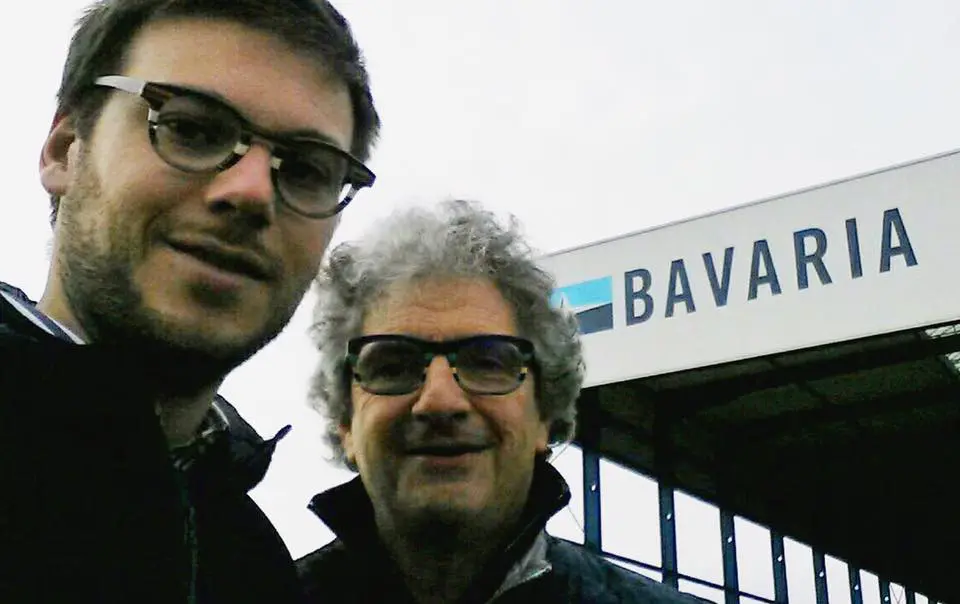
[309,199,585,467]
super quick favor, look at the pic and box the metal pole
[582,448,602,552]
[720,510,740,604]
[659,483,679,589]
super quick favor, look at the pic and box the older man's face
[341,278,550,532]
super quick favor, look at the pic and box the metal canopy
[575,321,960,602]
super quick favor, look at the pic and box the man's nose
[203,144,277,224]
[410,356,472,416]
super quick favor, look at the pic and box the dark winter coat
[0,282,303,604]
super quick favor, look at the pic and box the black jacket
[297,459,707,604]
[0,283,303,603]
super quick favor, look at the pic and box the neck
[388,525,504,604]
[155,386,223,447]
[37,288,226,447]
[378,508,523,604]
[37,279,89,342]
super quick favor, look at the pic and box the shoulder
[0,324,97,419]
[0,285,46,347]
[207,494,305,603]
[545,536,711,604]
[296,540,354,598]
[298,538,349,567]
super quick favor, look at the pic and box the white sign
[542,150,960,388]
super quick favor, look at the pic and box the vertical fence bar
[849,566,863,604]
[659,483,679,589]
[582,448,602,552]
[771,532,789,604]
[879,580,891,604]
[813,550,829,604]
[720,510,740,604]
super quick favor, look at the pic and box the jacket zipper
[485,562,553,603]
[483,486,568,603]
[174,465,199,604]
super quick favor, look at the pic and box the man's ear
[39,114,79,197]
[338,424,356,466]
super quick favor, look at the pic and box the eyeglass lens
[151,94,350,216]
[352,337,529,396]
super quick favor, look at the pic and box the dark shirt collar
[0,282,84,343]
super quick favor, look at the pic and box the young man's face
[40,17,355,366]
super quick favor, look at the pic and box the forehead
[120,17,354,149]
[363,278,520,339]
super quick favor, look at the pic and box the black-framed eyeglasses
[93,75,376,219]
[346,334,536,396]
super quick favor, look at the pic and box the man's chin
[90,306,274,386]
[157,317,257,354]
[136,295,288,362]
[400,490,488,524]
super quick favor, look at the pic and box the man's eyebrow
[171,82,346,148]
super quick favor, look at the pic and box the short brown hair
[50,0,380,223]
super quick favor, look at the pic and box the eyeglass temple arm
[94,75,146,96]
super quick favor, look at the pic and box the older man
[298,200,705,603]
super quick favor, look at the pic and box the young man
[0,1,379,602]
[298,201,707,603]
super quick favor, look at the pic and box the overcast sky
[2,2,955,602]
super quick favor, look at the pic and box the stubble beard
[381,478,526,556]
[55,156,300,394]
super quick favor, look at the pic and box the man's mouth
[167,240,272,281]
[405,443,489,457]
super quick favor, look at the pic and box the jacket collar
[0,280,288,494]
[0,282,79,342]
[308,456,571,600]
[186,397,291,494]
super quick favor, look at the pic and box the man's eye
[160,116,232,148]
[469,354,509,371]
[283,159,336,188]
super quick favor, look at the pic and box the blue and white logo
[550,276,614,335]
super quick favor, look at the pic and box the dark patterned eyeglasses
[95,75,375,219]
